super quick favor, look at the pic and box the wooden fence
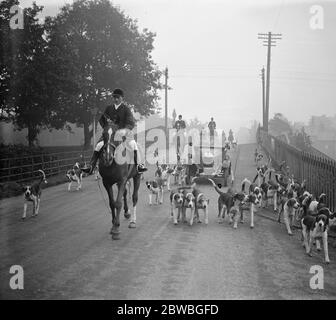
[259,130,336,212]
[0,150,92,184]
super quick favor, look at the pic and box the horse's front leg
[123,186,130,219]
[112,182,126,240]
[103,181,116,236]
[129,175,140,229]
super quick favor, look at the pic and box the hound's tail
[265,168,275,182]
[241,178,251,193]
[191,176,198,189]
[208,178,225,195]
[275,173,281,184]
[38,169,47,185]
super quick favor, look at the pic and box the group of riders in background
[172,114,235,185]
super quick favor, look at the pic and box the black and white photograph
[1,0,336,302]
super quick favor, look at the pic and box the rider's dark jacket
[99,103,135,130]
[174,120,186,130]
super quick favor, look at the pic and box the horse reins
[97,177,111,215]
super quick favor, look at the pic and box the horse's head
[100,119,119,166]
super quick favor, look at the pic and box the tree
[0,1,63,146]
[46,0,162,148]
[0,0,20,121]
[187,117,206,130]
[268,113,293,137]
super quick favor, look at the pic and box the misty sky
[21,0,336,132]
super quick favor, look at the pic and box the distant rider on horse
[83,88,147,175]
[174,114,186,131]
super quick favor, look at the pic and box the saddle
[101,141,133,166]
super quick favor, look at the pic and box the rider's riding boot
[82,151,100,175]
[134,150,147,173]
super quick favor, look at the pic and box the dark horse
[99,120,141,240]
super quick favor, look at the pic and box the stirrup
[137,164,148,173]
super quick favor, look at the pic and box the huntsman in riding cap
[82,88,147,175]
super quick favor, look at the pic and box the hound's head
[256,154,263,161]
[74,162,80,169]
[246,194,260,205]
[252,186,263,202]
[183,192,195,208]
[23,186,32,199]
[276,185,286,196]
[146,181,158,190]
[161,164,169,171]
[172,192,184,205]
[256,167,265,178]
[233,192,246,205]
[301,192,313,206]
[286,198,300,209]
[318,193,327,203]
[315,214,329,232]
[196,194,209,209]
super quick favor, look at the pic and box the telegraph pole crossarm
[257,32,282,132]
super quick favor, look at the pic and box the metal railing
[259,130,336,211]
[0,150,92,184]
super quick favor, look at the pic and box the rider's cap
[178,114,182,118]
[112,88,124,97]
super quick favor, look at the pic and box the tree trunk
[83,121,92,149]
[27,124,37,148]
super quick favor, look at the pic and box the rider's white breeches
[95,141,105,152]
[95,130,140,161]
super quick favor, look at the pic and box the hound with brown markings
[22,170,48,220]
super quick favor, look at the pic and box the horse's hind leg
[123,187,131,219]
[129,175,140,229]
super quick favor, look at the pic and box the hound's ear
[156,161,159,167]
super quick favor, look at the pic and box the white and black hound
[241,178,262,207]
[66,162,84,191]
[155,162,173,191]
[208,179,247,228]
[22,170,48,220]
[170,189,184,225]
[146,180,163,205]
[301,208,336,264]
[181,190,196,226]
[240,179,261,228]
[282,197,300,235]
[192,191,210,225]
[259,169,284,212]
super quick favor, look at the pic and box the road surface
[1,144,335,299]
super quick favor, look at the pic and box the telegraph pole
[164,67,168,139]
[164,67,169,163]
[260,67,266,130]
[258,32,282,132]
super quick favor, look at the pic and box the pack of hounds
[147,151,336,264]
[21,148,336,264]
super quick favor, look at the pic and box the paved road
[1,144,335,299]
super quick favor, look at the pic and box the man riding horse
[83,88,147,175]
